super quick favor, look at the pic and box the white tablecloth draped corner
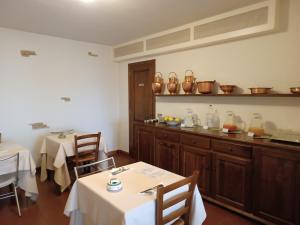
[0,143,38,200]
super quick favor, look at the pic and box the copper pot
[167,82,178,95]
[290,87,300,94]
[182,70,196,94]
[197,80,215,94]
[152,82,164,94]
[182,81,195,94]
[152,72,164,94]
[220,85,236,94]
[167,72,179,94]
[249,87,272,94]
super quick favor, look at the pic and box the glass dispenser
[248,113,264,136]
[183,108,194,127]
[223,111,238,131]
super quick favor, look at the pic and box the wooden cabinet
[155,130,180,174]
[253,146,300,225]
[181,145,211,195]
[135,125,155,165]
[212,152,252,212]
[133,124,300,225]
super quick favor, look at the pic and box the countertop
[140,122,300,152]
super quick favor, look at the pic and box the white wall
[118,0,300,152]
[0,27,119,161]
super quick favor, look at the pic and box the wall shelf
[155,93,300,97]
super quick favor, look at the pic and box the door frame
[128,59,156,158]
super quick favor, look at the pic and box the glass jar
[248,113,264,136]
[183,108,194,127]
[223,111,238,131]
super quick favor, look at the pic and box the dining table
[0,142,38,200]
[64,161,207,225]
[40,132,107,192]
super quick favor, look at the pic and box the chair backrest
[0,153,19,186]
[74,132,101,165]
[74,157,116,179]
[156,170,199,225]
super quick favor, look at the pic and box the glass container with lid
[248,113,264,136]
[223,111,238,131]
[183,108,194,127]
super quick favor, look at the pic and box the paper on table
[134,166,168,179]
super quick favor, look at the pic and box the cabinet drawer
[155,130,180,143]
[212,139,252,158]
[181,134,210,149]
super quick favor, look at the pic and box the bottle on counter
[205,105,214,128]
[212,109,220,129]
[204,105,220,129]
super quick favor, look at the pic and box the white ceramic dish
[107,178,123,192]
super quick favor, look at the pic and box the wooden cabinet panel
[213,153,252,211]
[155,139,180,174]
[156,130,180,143]
[181,134,210,149]
[253,147,300,225]
[212,139,252,159]
[181,145,211,195]
[135,125,155,165]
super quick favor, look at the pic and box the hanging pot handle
[185,70,193,76]
[168,72,177,78]
[155,72,163,78]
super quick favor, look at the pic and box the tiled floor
[0,152,260,225]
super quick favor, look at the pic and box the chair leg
[13,183,21,216]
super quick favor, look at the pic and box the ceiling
[0,0,264,46]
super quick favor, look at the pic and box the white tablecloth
[0,142,38,200]
[40,133,107,192]
[64,162,206,225]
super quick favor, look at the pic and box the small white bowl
[107,178,122,192]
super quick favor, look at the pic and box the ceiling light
[80,0,95,3]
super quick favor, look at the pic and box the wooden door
[155,140,180,174]
[135,125,155,165]
[181,145,211,195]
[129,60,155,159]
[253,147,300,225]
[212,152,252,212]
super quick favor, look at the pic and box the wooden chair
[156,171,199,225]
[71,132,101,167]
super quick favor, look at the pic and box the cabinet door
[155,140,180,174]
[136,126,155,165]
[181,146,211,195]
[253,147,300,225]
[213,153,252,212]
